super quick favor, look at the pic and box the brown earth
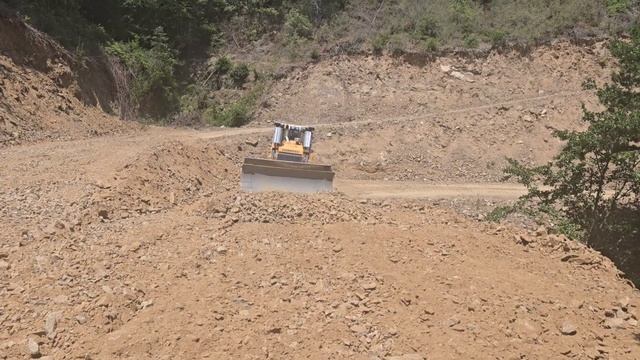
[0,14,137,147]
[0,28,638,360]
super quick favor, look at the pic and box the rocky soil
[0,15,137,147]
[0,27,638,359]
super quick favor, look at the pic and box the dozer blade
[241,158,335,193]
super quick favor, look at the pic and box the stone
[98,209,109,220]
[439,64,452,73]
[350,324,367,334]
[52,295,69,304]
[362,281,377,291]
[449,71,474,83]
[140,300,154,309]
[75,314,88,325]
[560,321,577,335]
[514,234,534,246]
[44,312,61,339]
[617,297,630,310]
[25,338,40,358]
[332,245,343,253]
[0,260,9,270]
[603,317,626,329]
[216,246,228,255]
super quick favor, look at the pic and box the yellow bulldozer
[241,122,335,193]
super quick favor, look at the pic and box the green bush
[487,30,508,47]
[486,205,516,223]
[421,37,439,52]
[415,15,439,39]
[179,84,210,114]
[607,0,631,14]
[387,33,410,55]
[310,48,321,61]
[230,63,250,87]
[371,34,389,54]
[450,0,477,34]
[208,84,264,127]
[106,27,179,117]
[463,34,479,48]
[213,56,233,75]
[210,101,251,127]
[285,9,313,39]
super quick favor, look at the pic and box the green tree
[505,28,640,279]
[106,27,179,117]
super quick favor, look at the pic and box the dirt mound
[90,141,237,221]
[0,13,135,147]
[207,192,389,224]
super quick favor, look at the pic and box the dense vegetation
[503,28,640,284]
[1,0,637,123]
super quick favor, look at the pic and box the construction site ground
[1,39,639,360]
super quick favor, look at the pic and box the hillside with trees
[1,0,637,123]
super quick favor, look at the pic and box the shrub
[105,27,179,117]
[607,0,631,14]
[230,63,250,87]
[486,205,516,223]
[210,101,251,127]
[310,48,320,61]
[450,0,477,34]
[208,84,264,127]
[421,37,439,52]
[213,56,233,75]
[415,15,439,39]
[371,34,389,55]
[386,33,410,55]
[285,9,313,39]
[486,29,508,47]
[463,34,479,48]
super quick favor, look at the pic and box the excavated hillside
[0,19,638,360]
[0,14,136,147]
[251,41,609,183]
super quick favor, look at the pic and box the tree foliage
[105,27,179,117]
[505,28,640,278]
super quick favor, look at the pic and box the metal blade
[241,158,334,193]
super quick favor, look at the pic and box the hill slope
[0,14,135,147]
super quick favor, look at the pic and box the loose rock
[560,321,577,335]
[25,338,40,358]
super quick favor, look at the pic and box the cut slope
[0,13,135,147]
[249,41,609,183]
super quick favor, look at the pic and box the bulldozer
[241,122,335,193]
